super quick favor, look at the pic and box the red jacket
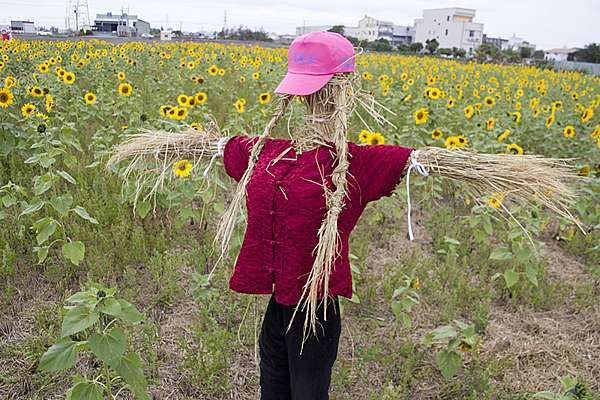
[223,135,413,305]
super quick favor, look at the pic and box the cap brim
[274,71,334,96]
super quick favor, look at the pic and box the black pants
[259,295,342,400]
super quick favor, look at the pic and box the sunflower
[239,75,246,83]
[218,68,225,76]
[5,76,16,88]
[84,92,97,105]
[173,159,193,178]
[488,192,505,209]
[486,118,495,130]
[252,72,260,80]
[506,143,523,155]
[118,82,133,97]
[38,63,49,73]
[160,105,172,116]
[581,107,594,123]
[187,61,195,70]
[456,135,468,148]
[367,132,385,145]
[483,96,495,107]
[563,125,575,138]
[431,129,443,140]
[0,88,14,108]
[174,107,188,120]
[45,94,54,112]
[497,129,510,142]
[21,103,36,117]
[207,65,219,76]
[591,125,600,139]
[427,87,441,100]
[414,107,428,125]
[445,136,458,150]
[446,98,455,108]
[578,165,590,177]
[234,99,245,113]
[117,71,126,80]
[510,111,521,124]
[177,94,189,107]
[359,130,370,143]
[464,105,474,119]
[186,97,196,107]
[545,114,555,128]
[258,92,271,105]
[63,71,75,84]
[189,122,202,131]
[195,92,208,105]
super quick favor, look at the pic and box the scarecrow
[109,32,583,400]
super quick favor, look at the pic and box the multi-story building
[414,8,483,54]
[93,12,150,37]
[482,34,509,50]
[392,25,415,46]
[505,34,535,51]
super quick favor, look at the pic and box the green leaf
[57,170,77,185]
[136,201,151,219]
[34,246,49,264]
[98,297,122,317]
[20,199,45,216]
[2,194,16,208]
[532,392,558,400]
[489,246,513,261]
[67,381,104,400]
[115,353,150,400]
[62,241,85,266]
[88,327,126,368]
[443,236,461,246]
[503,269,520,289]
[50,194,74,216]
[73,206,98,224]
[435,349,461,379]
[116,300,144,324]
[34,217,58,245]
[33,174,54,196]
[61,305,99,337]
[525,264,539,287]
[39,337,79,371]
[430,325,457,341]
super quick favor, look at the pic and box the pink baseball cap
[275,31,356,96]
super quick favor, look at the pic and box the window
[469,30,475,37]
[445,29,448,36]
[447,16,450,21]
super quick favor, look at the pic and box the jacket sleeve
[222,135,259,182]
[351,143,414,204]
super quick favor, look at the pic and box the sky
[0,0,598,49]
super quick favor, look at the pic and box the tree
[327,25,345,35]
[425,39,439,54]
[438,48,452,56]
[575,43,600,64]
[452,47,466,58]
[369,38,393,52]
[409,42,423,53]
[532,50,545,60]
[501,48,521,63]
[474,43,499,62]
[519,46,533,59]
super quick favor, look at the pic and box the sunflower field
[0,38,599,399]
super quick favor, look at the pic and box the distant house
[93,12,150,37]
[11,20,35,34]
[296,25,333,36]
[393,25,415,46]
[482,34,508,50]
[544,48,578,62]
[414,8,484,55]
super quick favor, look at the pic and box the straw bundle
[107,118,226,205]
[414,147,584,231]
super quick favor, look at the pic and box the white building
[93,12,150,37]
[505,34,535,51]
[11,20,35,34]
[296,25,333,36]
[414,8,483,54]
[544,48,578,62]
[295,15,413,46]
